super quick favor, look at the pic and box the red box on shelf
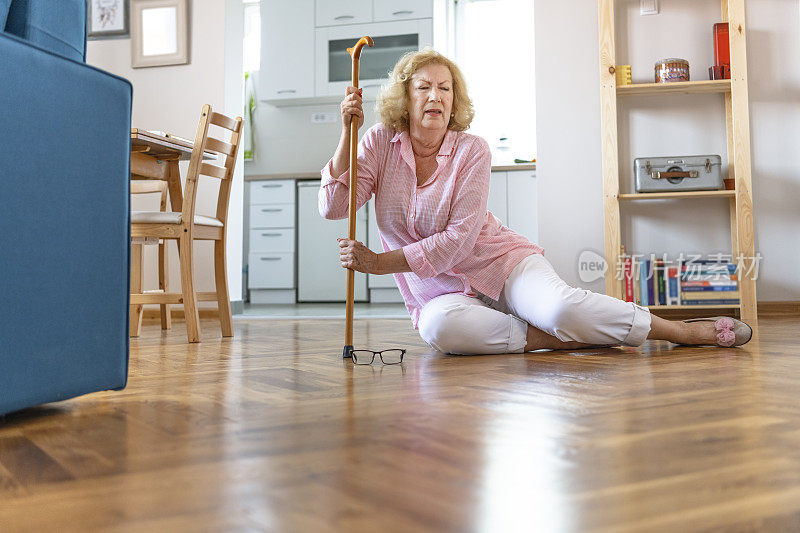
[714,23,730,74]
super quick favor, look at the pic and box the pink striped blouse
[319,123,544,329]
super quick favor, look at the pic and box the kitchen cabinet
[506,169,539,243]
[316,0,372,27]
[366,199,403,302]
[486,170,538,242]
[487,171,508,224]
[373,0,433,22]
[316,0,432,26]
[243,167,536,305]
[260,0,433,105]
[247,180,297,304]
[259,0,315,101]
[297,181,368,302]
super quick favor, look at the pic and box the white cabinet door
[260,0,315,100]
[316,0,373,26]
[249,203,295,229]
[374,0,433,22]
[250,180,295,204]
[248,253,295,289]
[487,171,507,224]
[250,229,295,253]
[366,199,398,289]
[297,182,367,302]
[507,170,538,243]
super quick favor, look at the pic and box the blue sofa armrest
[0,32,133,416]
[5,0,87,62]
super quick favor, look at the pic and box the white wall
[87,0,245,308]
[244,81,378,176]
[534,0,800,301]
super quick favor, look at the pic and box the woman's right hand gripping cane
[331,86,364,177]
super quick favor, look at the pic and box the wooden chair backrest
[182,104,244,232]
[131,180,169,212]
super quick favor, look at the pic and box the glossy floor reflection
[242,302,408,319]
[0,316,799,531]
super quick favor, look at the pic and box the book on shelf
[680,299,741,305]
[652,260,659,305]
[681,265,737,280]
[681,261,739,306]
[639,258,648,306]
[681,283,739,292]
[624,255,633,302]
[682,274,738,283]
[626,255,740,307]
[656,259,666,305]
[667,267,679,305]
[679,290,739,299]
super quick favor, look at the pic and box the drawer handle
[277,89,296,94]
[261,184,282,188]
[261,233,282,237]
[261,208,283,213]
[392,10,413,15]
[260,257,282,261]
[334,15,355,20]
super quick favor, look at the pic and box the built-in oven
[315,19,433,99]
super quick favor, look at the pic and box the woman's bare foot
[524,325,596,351]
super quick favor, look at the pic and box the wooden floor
[1,316,800,532]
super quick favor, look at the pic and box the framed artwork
[131,0,189,68]
[87,0,129,40]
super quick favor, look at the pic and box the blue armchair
[0,0,132,416]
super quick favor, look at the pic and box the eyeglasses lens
[379,350,404,364]
[350,350,375,365]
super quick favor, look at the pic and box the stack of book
[623,257,739,307]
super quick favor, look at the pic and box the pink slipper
[683,316,753,347]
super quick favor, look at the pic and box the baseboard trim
[758,300,800,317]
[142,300,800,321]
[648,300,799,320]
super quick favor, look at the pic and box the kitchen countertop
[244,163,536,182]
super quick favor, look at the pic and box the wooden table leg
[167,159,183,213]
[130,243,144,337]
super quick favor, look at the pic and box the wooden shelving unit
[598,0,757,324]
[617,79,731,97]
[618,190,736,200]
[648,304,740,311]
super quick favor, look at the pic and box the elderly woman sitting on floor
[318,48,751,354]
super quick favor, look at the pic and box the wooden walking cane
[343,36,373,359]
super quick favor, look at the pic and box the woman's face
[407,63,454,135]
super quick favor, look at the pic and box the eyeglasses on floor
[349,349,406,365]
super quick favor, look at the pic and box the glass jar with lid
[655,58,690,83]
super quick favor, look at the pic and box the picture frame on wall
[131,0,189,68]
[87,0,130,40]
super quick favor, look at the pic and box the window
[243,0,260,74]
[454,0,536,163]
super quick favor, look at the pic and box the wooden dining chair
[130,180,171,336]
[131,104,243,342]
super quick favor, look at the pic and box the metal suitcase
[634,155,723,192]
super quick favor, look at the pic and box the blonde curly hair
[376,48,474,132]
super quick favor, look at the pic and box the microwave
[315,19,433,98]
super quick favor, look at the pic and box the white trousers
[417,254,652,355]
